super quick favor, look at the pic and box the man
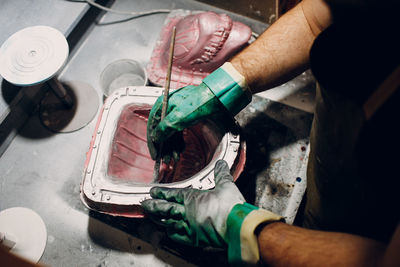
[142,0,400,265]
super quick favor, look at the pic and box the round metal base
[39,81,99,133]
[0,207,47,263]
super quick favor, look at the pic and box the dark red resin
[107,104,222,184]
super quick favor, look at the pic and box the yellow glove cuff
[226,203,283,266]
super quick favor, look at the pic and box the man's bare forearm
[257,222,400,267]
[230,0,331,94]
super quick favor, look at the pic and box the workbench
[0,0,314,266]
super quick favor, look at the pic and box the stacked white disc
[0,25,99,133]
[0,207,47,263]
[0,25,69,86]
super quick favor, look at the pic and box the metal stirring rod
[152,26,176,183]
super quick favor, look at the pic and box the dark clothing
[303,14,400,242]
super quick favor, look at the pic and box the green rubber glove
[141,160,284,266]
[147,62,252,161]
[141,159,245,247]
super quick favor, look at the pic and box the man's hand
[146,84,227,162]
[146,62,251,161]
[141,160,245,247]
[142,160,283,265]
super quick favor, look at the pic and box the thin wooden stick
[152,26,176,183]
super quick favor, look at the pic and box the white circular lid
[0,25,69,86]
[0,207,47,263]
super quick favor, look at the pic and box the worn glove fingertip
[147,144,158,161]
[149,186,162,198]
[149,186,175,200]
[172,151,180,163]
[150,127,166,151]
[214,160,234,185]
[167,231,193,247]
[215,159,229,170]
[163,154,171,165]
[140,199,157,214]
[214,160,231,176]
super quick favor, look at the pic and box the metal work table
[0,0,314,266]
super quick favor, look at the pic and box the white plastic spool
[0,25,99,132]
[0,207,47,263]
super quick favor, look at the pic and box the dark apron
[303,65,400,241]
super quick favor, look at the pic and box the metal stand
[0,25,99,133]
[47,77,74,108]
[40,79,99,133]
